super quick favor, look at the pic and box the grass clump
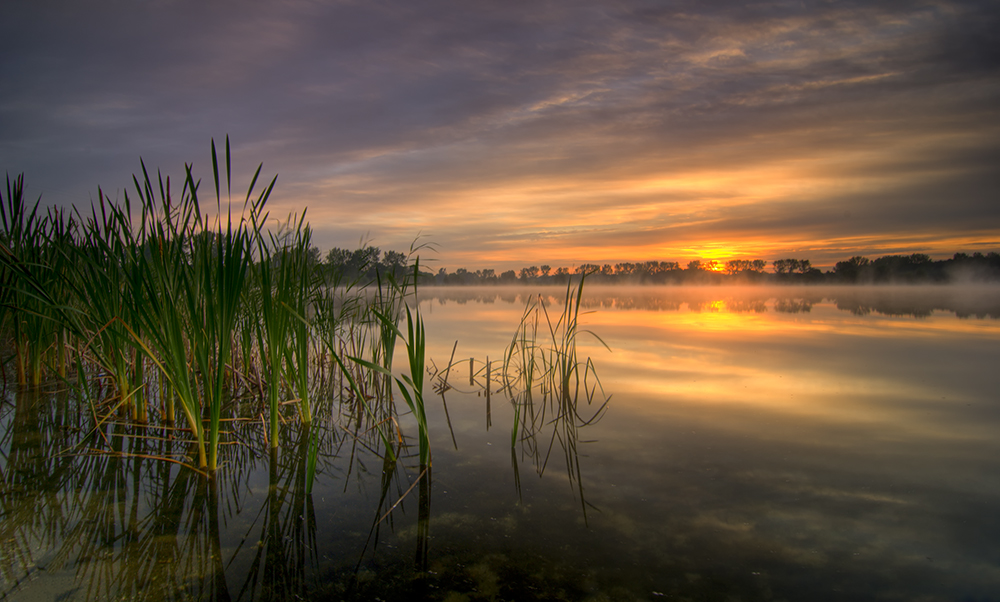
[0,138,432,480]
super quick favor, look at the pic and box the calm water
[2,285,999,601]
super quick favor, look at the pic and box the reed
[281,218,318,426]
[128,163,210,468]
[502,274,609,450]
[251,212,294,450]
[2,139,430,484]
[394,303,431,467]
[125,138,273,471]
[0,174,43,386]
[186,138,260,471]
[72,190,146,419]
[348,264,431,466]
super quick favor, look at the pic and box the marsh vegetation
[0,142,619,601]
[3,145,999,600]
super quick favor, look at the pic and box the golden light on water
[572,294,1000,444]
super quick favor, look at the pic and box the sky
[1,0,998,271]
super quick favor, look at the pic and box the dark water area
[3,286,999,601]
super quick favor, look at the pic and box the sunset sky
[2,1,998,271]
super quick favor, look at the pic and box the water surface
[3,285,999,601]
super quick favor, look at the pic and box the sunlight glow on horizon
[4,2,995,273]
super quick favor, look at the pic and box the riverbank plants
[0,139,431,479]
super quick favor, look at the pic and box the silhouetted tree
[772,259,801,274]
[833,256,870,282]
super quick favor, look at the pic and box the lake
[2,285,999,601]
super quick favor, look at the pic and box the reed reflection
[427,280,611,521]
[0,382,439,602]
[236,427,318,601]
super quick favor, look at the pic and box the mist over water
[418,283,1000,318]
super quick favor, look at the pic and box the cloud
[1,0,997,269]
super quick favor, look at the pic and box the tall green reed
[0,174,43,386]
[128,138,272,471]
[188,138,259,471]
[251,211,299,449]
[281,219,319,426]
[73,190,148,420]
[2,139,430,482]
[360,308,430,464]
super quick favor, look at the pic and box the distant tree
[381,250,408,275]
[637,261,658,278]
[772,259,801,274]
[615,262,636,277]
[404,250,1000,286]
[723,259,749,274]
[325,247,350,268]
[833,256,870,282]
[307,245,322,269]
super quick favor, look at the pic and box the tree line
[421,252,1000,285]
[208,242,1000,286]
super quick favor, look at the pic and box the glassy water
[3,285,999,601]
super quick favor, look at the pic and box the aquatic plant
[1,138,434,489]
[0,175,46,386]
[502,275,609,443]
[349,272,431,466]
[252,210,296,450]
[491,275,610,517]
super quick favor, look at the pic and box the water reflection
[5,286,1000,600]
[412,285,1000,600]
[0,384,435,602]
[418,284,1000,319]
